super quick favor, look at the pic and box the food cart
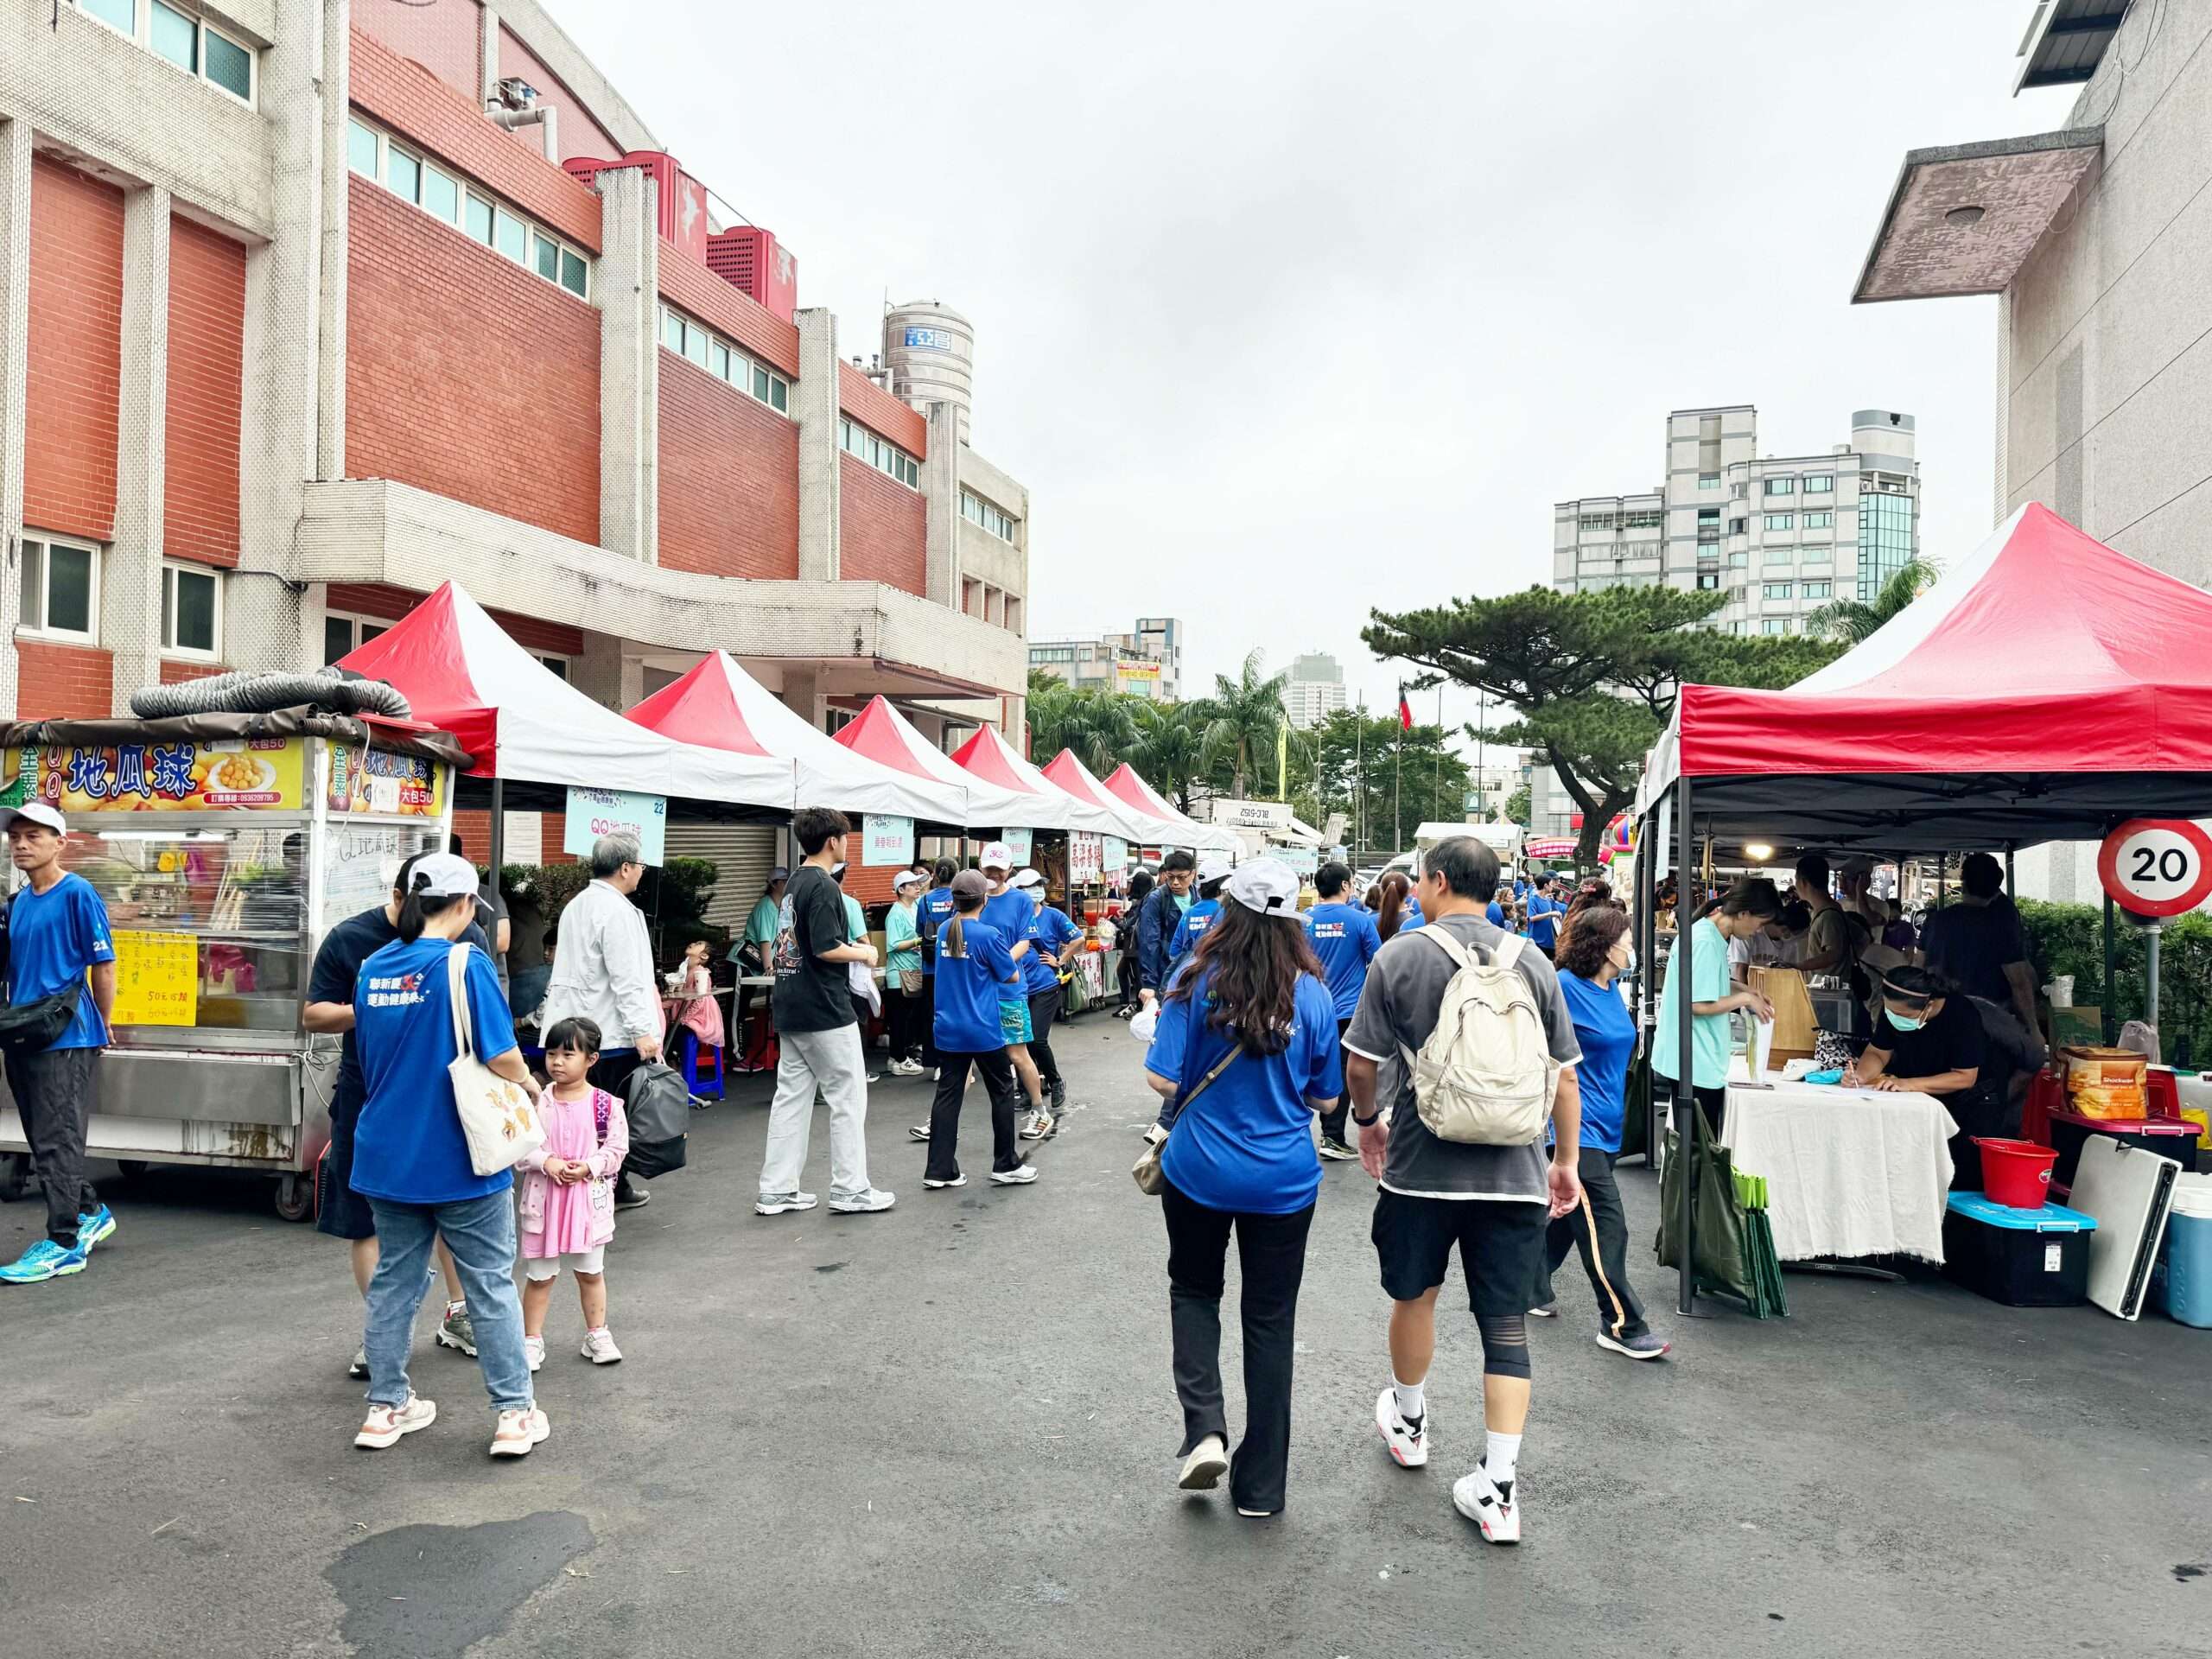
[0,712,466,1219]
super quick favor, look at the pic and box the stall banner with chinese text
[15,738,305,813]
[1276,845,1319,877]
[862,815,915,866]
[110,931,199,1027]
[563,788,667,867]
[1069,833,1103,883]
[1001,827,1034,865]
[328,744,446,818]
[1103,836,1128,873]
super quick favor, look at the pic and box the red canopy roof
[830,696,1038,826]
[1039,747,1185,842]
[948,726,1122,833]
[1099,763,1237,851]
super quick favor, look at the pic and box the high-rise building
[1028,616,1184,700]
[1282,652,1346,728]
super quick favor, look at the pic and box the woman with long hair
[1375,870,1414,942]
[1143,860,1343,1518]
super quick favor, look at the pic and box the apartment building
[1281,652,1345,729]
[1028,616,1184,702]
[0,0,1030,753]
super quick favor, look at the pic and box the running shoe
[581,1327,623,1365]
[1452,1460,1521,1545]
[0,1239,87,1284]
[354,1394,435,1450]
[489,1407,550,1459]
[923,1173,968,1190]
[828,1187,897,1213]
[1318,1138,1357,1161]
[1049,1077,1068,1112]
[348,1347,370,1380]
[1375,1387,1429,1468]
[1528,1302,1559,1319]
[988,1164,1039,1185]
[1141,1123,1168,1147]
[893,1058,925,1077]
[75,1205,117,1252]
[613,1179,651,1211]
[755,1191,820,1216]
[1178,1435,1228,1491]
[437,1302,477,1357]
[1596,1330,1671,1361]
[1020,1109,1054,1141]
[908,1124,932,1141]
[524,1335,545,1373]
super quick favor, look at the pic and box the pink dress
[518,1086,628,1258]
[677,963,725,1049]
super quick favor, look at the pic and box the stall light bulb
[1744,842,1774,862]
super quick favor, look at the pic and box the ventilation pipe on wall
[487,77,559,164]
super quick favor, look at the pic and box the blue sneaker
[76,1205,117,1253]
[0,1238,90,1283]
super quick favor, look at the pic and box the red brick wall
[837,363,926,458]
[325,581,583,656]
[452,810,575,867]
[16,642,114,719]
[350,28,601,252]
[658,353,799,580]
[839,454,926,596]
[497,24,623,166]
[658,242,800,380]
[165,216,245,569]
[24,157,124,544]
[346,179,600,545]
[159,658,229,683]
[354,0,480,97]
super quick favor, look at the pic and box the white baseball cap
[1196,854,1234,885]
[1008,868,1044,890]
[979,841,1014,870]
[1224,859,1300,918]
[405,851,481,899]
[0,802,66,836]
[893,868,929,892]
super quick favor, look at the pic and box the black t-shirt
[1920,899,2029,1006]
[308,906,491,1105]
[772,865,856,1033]
[1870,994,1993,1118]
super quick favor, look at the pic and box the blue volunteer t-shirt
[1304,900,1381,1020]
[1484,899,1518,935]
[1528,893,1560,950]
[6,873,115,1048]
[1147,968,1344,1216]
[1022,902,1081,996]
[1167,897,1222,964]
[933,917,1016,1052]
[1402,896,1426,929]
[980,891,1033,1002]
[917,887,957,977]
[1558,969,1636,1154]
[350,938,519,1205]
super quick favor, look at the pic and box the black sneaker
[613,1179,651,1211]
[1318,1137,1357,1161]
[1049,1077,1068,1112]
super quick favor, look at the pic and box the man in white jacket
[541,834,664,1209]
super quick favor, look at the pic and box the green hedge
[497,858,727,967]
[2012,899,2212,1066]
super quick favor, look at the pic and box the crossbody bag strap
[445,943,475,1062]
[1176,1039,1244,1116]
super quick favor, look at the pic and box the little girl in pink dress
[519,1017,629,1369]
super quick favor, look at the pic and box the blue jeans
[364,1192,532,1414]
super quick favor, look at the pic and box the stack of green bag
[1656,1103,1789,1319]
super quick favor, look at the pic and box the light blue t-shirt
[6,873,115,1049]
[1304,901,1382,1020]
[933,917,1016,1053]
[1650,916,1733,1090]
[1168,897,1223,966]
[1147,968,1344,1216]
[351,938,518,1205]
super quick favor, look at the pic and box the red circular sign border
[2097,818,2212,918]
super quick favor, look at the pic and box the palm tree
[1806,557,1939,645]
[1198,649,1290,799]
[1132,699,1208,813]
[1027,678,1137,776]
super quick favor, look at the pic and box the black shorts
[1370,1188,1548,1314]
[315,1087,377,1242]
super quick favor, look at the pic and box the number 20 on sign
[2097,819,2212,918]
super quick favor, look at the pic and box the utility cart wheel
[274,1172,315,1223]
[0,1153,29,1203]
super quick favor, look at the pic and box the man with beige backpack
[1342,836,1585,1548]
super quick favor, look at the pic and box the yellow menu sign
[18,738,305,814]
[110,931,200,1027]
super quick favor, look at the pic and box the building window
[1763,619,1791,635]
[19,537,98,642]
[348,115,588,298]
[323,612,391,664]
[1696,571,1719,590]
[1005,595,1022,635]
[1764,477,1795,496]
[1764,513,1794,531]
[160,563,219,658]
[1763,582,1794,600]
[1727,550,1748,568]
[658,305,793,415]
[537,653,569,682]
[1727,518,1746,536]
[1805,474,1834,493]
[961,490,1018,542]
[1697,506,1719,524]
[1802,581,1833,599]
[1858,489,1916,601]
[1697,474,1719,490]
[1624,509,1662,529]
[839,417,922,491]
[79,0,255,105]
[1802,511,1834,531]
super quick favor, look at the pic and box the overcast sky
[556,0,2084,744]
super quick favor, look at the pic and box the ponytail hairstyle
[395,869,466,944]
[942,883,988,960]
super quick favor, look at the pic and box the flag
[1276,723,1288,798]
[1397,688,1414,731]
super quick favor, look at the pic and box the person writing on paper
[1846,965,2003,1191]
[1650,880,1781,1129]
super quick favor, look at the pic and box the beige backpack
[1402,925,1555,1146]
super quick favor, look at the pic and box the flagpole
[1394,682,1404,853]
[1356,697,1365,857]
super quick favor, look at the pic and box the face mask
[1885,1008,1927,1033]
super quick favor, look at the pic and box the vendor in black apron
[1846,964,2002,1191]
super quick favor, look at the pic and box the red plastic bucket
[1977,1138,2058,1209]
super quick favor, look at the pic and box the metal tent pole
[2148,926,2163,1032]
[1635,810,1658,1160]
[2103,892,2118,1045]
[487,777,505,896]
[1673,776,1696,1316]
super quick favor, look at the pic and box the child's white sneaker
[581,1327,623,1365]
[524,1335,545,1373]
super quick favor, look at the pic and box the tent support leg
[2103,893,2117,1046]
[1674,777,1696,1318]
[487,777,505,896]
[1636,823,1657,1160]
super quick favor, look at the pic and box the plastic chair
[677,1029,725,1101]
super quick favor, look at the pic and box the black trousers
[1117,952,1141,1010]
[1316,1016,1354,1144]
[1027,985,1062,1088]
[4,1046,100,1248]
[918,976,939,1067]
[926,1048,1020,1179]
[1535,1147,1649,1340]
[887,987,925,1062]
[1161,1178,1316,1515]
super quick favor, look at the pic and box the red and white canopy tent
[626,654,962,825]
[1099,763,1243,854]
[830,695,1043,830]
[1039,747,1198,848]
[947,725,1126,836]
[338,582,792,809]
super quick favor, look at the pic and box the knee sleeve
[1477,1313,1531,1379]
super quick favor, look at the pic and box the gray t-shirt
[1344,912,1582,1203]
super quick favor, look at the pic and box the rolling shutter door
[664,824,779,929]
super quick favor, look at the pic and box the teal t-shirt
[1650,916,1733,1090]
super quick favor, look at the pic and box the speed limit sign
[2097,819,2212,917]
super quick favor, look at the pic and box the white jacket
[541,880,661,1050]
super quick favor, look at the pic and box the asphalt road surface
[3,1014,2209,1658]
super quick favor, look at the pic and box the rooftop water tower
[883,302,973,443]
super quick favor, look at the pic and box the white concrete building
[1282,652,1346,729]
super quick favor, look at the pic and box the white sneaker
[923,1173,967,1189]
[1142,1122,1169,1147]
[490,1407,550,1459]
[755,1191,819,1216]
[908,1123,932,1141]
[1375,1387,1428,1469]
[829,1187,896,1213]
[354,1393,435,1450]
[1019,1109,1054,1141]
[581,1327,623,1365]
[1452,1460,1521,1545]
[893,1058,925,1077]
[524,1335,545,1374]
[1178,1434,1229,1491]
[988,1163,1039,1185]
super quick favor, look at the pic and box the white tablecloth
[1720,1080,1959,1263]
